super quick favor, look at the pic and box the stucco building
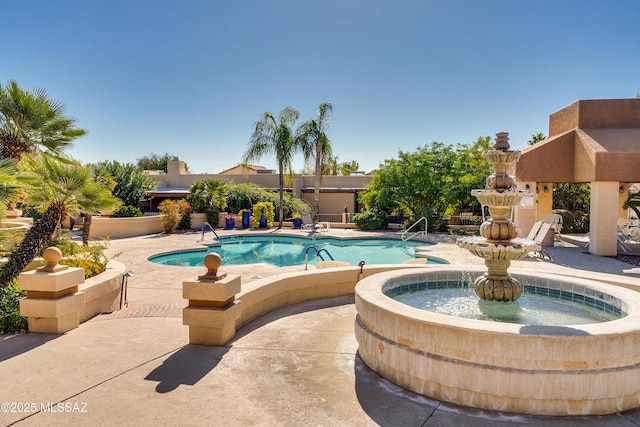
[515,98,640,256]
[145,158,372,220]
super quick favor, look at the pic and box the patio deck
[2,229,640,426]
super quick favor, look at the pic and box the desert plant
[111,205,144,218]
[158,199,180,233]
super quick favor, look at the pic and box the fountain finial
[493,132,510,151]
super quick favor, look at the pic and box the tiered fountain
[457,131,539,302]
[354,132,640,416]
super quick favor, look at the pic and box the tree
[187,179,228,213]
[339,160,360,176]
[320,156,359,176]
[136,153,187,173]
[451,136,493,213]
[0,79,85,160]
[242,106,299,228]
[93,160,156,207]
[360,142,457,231]
[296,102,333,221]
[527,132,546,146]
[0,156,120,285]
[623,188,640,219]
[321,154,339,176]
[82,164,119,245]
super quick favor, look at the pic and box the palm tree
[0,155,120,285]
[296,102,333,222]
[527,132,546,146]
[242,107,299,228]
[0,79,85,160]
[623,188,640,220]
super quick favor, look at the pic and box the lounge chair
[300,211,328,232]
[527,221,552,259]
[541,213,563,235]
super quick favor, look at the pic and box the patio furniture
[527,221,552,259]
[300,211,328,232]
[541,213,563,235]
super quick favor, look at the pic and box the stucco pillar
[619,184,629,219]
[19,247,85,333]
[536,182,553,221]
[182,253,241,345]
[514,181,537,237]
[291,177,302,198]
[589,181,619,256]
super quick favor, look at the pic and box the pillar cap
[37,247,68,273]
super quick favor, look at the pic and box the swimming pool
[148,235,445,267]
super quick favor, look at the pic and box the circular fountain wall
[354,266,640,416]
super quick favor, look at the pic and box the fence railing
[318,213,354,223]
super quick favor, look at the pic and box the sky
[2,0,639,174]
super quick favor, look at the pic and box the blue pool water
[148,235,445,267]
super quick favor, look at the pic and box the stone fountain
[354,131,640,415]
[457,132,540,302]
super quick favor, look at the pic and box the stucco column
[589,181,619,256]
[514,181,537,237]
[619,184,629,219]
[536,182,553,221]
[182,253,241,345]
[19,247,85,333]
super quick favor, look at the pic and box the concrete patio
[2,229,640,426]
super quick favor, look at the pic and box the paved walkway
[2,229,640,426]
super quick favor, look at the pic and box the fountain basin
[471,189,524,207]
[354,266,640,415]
[457,236,539,260]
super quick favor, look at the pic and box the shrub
[159,199,180,233]
[0,280,27,334]
[251,202,275,228]
[205,209,219,227]
[553,209,589,234]
[48,235,117,279]
[177,201,192,230]
[226,183,309,219]
[187,179,228,213]
[111,205,144,218]
[353,210,389,230]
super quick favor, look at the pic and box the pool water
[389,286,623,325]
[149,235,444,267]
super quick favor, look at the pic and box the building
[144,158,372,219]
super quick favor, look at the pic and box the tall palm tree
[0,79,85,160]
[527,132,546,146]
[0,155,120,285]
[242,106,299,228]
[296,102,333,221]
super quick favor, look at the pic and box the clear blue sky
[2,0,639,174]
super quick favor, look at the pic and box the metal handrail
[304,245,335,270]
[401,217,427,242]
[199,222,220,241]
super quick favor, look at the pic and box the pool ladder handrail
[304,245,335,270]
[199,222,220,241]
[402,217,427,242]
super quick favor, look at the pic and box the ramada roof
[516,98,640,183]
